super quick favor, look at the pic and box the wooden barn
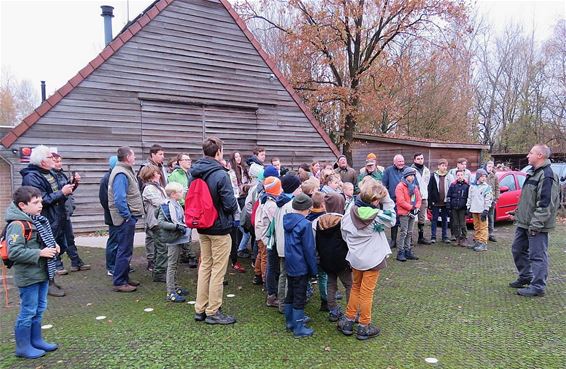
[0,0,339,232]
[351,134,489,172]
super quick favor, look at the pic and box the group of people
[4,140,560,358]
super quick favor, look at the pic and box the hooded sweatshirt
[283,213,317,277]
[341,196,396,271]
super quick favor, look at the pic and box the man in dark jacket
[509,144,560,297]
[21,145,74,297]
[382,154,406,248]
[52,152,90,273]
[99,155,119,276]
[191,137,238,325]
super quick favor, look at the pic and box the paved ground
[1,222,565,369]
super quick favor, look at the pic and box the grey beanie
[475,168,487,183]
[292,193,313,211]
[402,167,417,178]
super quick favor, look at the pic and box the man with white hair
[382,154,407,248]
[20,145,75,297]
[509,144,560,297]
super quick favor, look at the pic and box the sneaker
[430,238,437,244]
[175,287,189,296]
[450,236,457,242]
[112,284,137,292]
[205,311,236,325]
[335,290,343,300]
[509,279,531,288]
[356,324,381,340]
[489,235,497,242]
[266,294,279,307]
[232,261,246,273]
[56,268,68,276]
[517,287,545,297]
[442,238,452,244]
[106,270,113,276]
[467,240,478,250]
[146,261,154,272]
[328,308,343,322]
[194,312,206,322]
[166,292,186,303]
[473,243,488,252]
[337,316,354,336]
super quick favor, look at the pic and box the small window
[517,175,526,189]
[500,175,517,191]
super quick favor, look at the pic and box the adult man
[247,147,266,167]
[334,155,357,186]
[108,147,144,292]
[137,144,167,271]
[382,154,406,248]
[191,137,239,324]
[52,152,90,273]
[99,155,119,276]
[509,144,560,297]
[357,153,384,185]
[21,145,74,297]
[484,160,500,242]
[412,153,432,244]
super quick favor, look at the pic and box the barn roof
[354,133,489,150]
[1,0,340,157]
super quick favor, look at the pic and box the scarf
[401,177,416,198]
[30,214,57,281]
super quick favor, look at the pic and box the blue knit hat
[263,165,279,178]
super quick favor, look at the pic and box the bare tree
[0,70,39,126]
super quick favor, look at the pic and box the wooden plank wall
[3,0,337,233]
[352,140,483,173]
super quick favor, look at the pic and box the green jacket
[357,168,383,186]
[515,159,560,232]
[168,167,190,206]
[5,203,48,287]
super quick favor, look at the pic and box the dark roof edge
[354,134,489,150]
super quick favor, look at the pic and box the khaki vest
[108,162,144,226]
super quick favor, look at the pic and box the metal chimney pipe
[100,5,114,46]
[40,81,46,102]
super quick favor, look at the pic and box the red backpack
[184,178,218,229]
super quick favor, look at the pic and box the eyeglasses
[179,158,191,161]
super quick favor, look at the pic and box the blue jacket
[189,157,238,235]
[446,180,469,210]
[283,213,317,277]
[382,165,406,201]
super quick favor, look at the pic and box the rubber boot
[15,326,45,359]
[292,309,314,338]
[30,322,58,352]
[284,304,294,331]
[390,226,398,249]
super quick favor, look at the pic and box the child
[446,170,470,247]
[342,182,354,211]
[466,169,493,252]
[314,193,351,322]
[306,191,328,311]
[339,180,395,340]
[157,182,191,302]
[283,193,317,338]
[7,186,59,358]
[395,167,422,262]
[321,174,341,194]
[236,184,252,259]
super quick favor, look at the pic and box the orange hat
[264,177,283,196]
[366,153,377,165]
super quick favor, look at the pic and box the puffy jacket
[314,213,349,273]
[99,170,113,226]
[428,171,451,206]
[283,213,317,277]
[514,159,560,232]
[20,164,66,238]
[382,165,406,201]
[189,157,238,235]
[446,180,469,210]
[5,203,48,288]
[395,181,422,216]
[466,182,493,213]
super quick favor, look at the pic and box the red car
[427,170,526,223]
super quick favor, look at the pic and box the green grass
[1,223,565,369]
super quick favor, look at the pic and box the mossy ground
[1,223,565,369]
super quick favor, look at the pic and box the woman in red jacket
[395,167,422,262]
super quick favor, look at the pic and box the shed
[0,0,339,232]
[352,134,489,171]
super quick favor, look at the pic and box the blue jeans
[431,206,449,240]
[238,227,250,252]
[113,217,136,286]
[15,280,49,328]
[55,218,82,268]
[105,225,120,273]
[511,227,549,292]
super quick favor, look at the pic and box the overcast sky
[1,0,565,98]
